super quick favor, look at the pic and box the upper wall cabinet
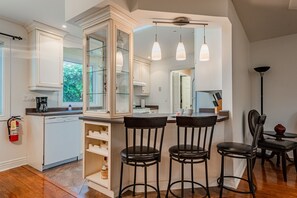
[79,6,136,118]
[134,57,151,96]
[27,21,66,91]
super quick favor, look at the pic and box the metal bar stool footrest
[217,175,256,194]
[119,183,159,197]
[167,180,208,198]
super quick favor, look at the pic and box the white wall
[0,19,29,170]
[251,33,297,132]
[0,19,61,171]
[194,27,222,91]
[226,0,251,184]
[147,54,194,113]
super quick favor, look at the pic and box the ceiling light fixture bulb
[151,23,162,61]
[200,25,210,61]
[176,27,186,61]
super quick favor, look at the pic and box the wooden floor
[0,157,297,197]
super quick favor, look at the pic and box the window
[63,61,83,103]
[62,47,83,106]
[0,37,10,120]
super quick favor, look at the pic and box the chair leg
[281,152,287,182]
[261,149,266,165]
[277,153,280,167]
[247,159,255,197]
[166,157,172,198]
[191,159,194,193]
[181,162,184,198]
[133,165,137,196]
[219,154,224,198]
[144,166,147,198]
[205,159,210,197]
[156,162,160,198]
[293,149,297,172]
[118,162,124,198]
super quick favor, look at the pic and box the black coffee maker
[36,97,48,112]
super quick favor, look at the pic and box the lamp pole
[254,66,270,115]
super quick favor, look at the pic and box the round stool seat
[217,142,253,157]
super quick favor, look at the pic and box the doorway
[171,69,194,113]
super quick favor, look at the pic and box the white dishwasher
[44,115,81,169]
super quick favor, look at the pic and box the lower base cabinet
[83,121,126,197]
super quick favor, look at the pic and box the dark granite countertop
[79,111,229,124]
[26,107,83,116]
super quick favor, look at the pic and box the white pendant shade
[176,42,186,61]
[199,43,210,61]
[151,41,162,60]
[116,50,124,73]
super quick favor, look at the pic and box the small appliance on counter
[36,97,48,112]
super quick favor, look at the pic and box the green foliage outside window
[63,61,83,102]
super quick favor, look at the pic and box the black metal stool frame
[217,114,266,198]
[166,116,217,198]
[118,116,168,198]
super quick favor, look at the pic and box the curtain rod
[0,32,22,40]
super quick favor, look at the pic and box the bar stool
[166,116,217,198]
[217,114,266,198]
[118,116,168,198]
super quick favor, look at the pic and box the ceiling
[232,0,297,42]
[1,0,297,44]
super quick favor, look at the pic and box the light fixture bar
[152,17,208,27]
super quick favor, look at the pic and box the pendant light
[151,23,161,60]
[176,27,186,61]
[200,25,210,61]
[116,31,124,73]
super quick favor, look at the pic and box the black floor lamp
[254,66,270,115]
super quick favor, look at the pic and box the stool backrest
[251,114,266,152]
[176,116,217,159]
[124,116,168,161]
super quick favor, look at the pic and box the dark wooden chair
[118,116,168,198]
[166,116,217,198]
[217,114,266,198]
[248,109,297,182]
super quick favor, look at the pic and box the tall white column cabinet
[77,5,136,197]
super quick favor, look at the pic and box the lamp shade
[151,41,161,60]
[176,42,186,61]
[116,50,124,73]
[199,43,209,61]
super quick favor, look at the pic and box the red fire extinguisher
[7,116,21,142]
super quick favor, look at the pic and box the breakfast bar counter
[80,111,229,197]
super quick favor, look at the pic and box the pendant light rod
[203,25,206,44]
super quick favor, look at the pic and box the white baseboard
[232,159,246,188]
[0,157,27,172]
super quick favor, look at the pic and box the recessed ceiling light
[147,56,151,59]
[62,25,67,29]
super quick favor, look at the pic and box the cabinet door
[133,60,141,82]
[141,63,150,94]
[37,30,62,88]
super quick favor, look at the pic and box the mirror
[170,68,195,113]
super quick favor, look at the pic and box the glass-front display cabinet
[82,6,134,118]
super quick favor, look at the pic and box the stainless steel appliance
[36,97,48,112]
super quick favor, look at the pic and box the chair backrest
[248,109,264,140]
[251,114,266,153]
[124,116,168,161]
[248,109,260,136]
[175,116,217,159]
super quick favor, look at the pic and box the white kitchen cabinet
[27,22,66,91]
[134,57,151,95]
[81,6,135,119]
